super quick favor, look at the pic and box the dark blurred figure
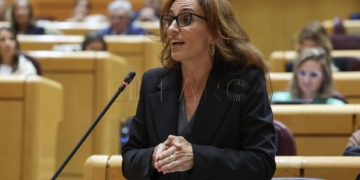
[11,0,45,35]
[343,129,360,156]
[82,31,107,51]
[0,27,37,76]
[0,0,8,21]
[134,0,162,21]
[66,0,107,23]
[99,1,146,35]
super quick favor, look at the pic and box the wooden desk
[0,21,160,36]
[268,72,360,103]
[323,20,360,35]
[83,155,360,180]
[272,105,356,156]
[269,50,360,72]
[27,51,136,180]
[18,35,163,79]
[0,75,63,180]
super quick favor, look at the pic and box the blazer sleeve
[121,72,156,180]
[191,69,276,180]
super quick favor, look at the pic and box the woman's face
[297,39,322,52]
[14,1,30,25]
[166,0,213,62]
[85,40,104,51]
[0,30,16,57]
[297,59,324,96]
[74,0,89,17]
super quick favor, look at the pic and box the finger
[155,144,169,161]
[161,161,180,174]
[163,164,183,174]
[163,135,177,146]
[158,153,176,167]
[158,146,177,160]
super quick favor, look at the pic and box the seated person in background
[133,0,162,21]
[271,48,345,105]
[66,0,108,23]
[0,0,8,21]
[99,1,147,35]
[343,129,360,156]
[288,21,342,72]
[81,31,107,51]
[10,0,45,35]
[0,27,36,76]
[52,31,107,52]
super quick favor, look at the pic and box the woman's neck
[18,24,28,34]
[181,58,213,89]
[1,56,13,65]
[301,92,317,100]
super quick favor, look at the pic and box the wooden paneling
[272,105,356,156]
[45,74,94,175]
[0,77,25,98]
[228,0,359,59]
[295,137,349,156]
[31,0,145,21]
[0,101,23,180]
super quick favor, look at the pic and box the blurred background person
[133,0,162,21]
[10,0,45,35]
[0,0,8,21]
[287,21,341,72]
[81,31,107,51]
[52,31,107,51]
[99,0,146,35]
[271,48,345,105]
[0,27,37,76]
[66,0,108,23]
[343,129,360,156]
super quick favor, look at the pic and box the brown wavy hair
[159,0,268,74]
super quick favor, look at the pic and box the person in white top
[0,27,37,76]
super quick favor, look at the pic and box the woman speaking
[122,0,276,179]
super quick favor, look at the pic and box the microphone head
[124,71,136,84]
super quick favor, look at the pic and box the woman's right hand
[152,143,168,170]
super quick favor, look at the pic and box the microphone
[51,71,136,180]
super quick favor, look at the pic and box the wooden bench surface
[83,155,360,180]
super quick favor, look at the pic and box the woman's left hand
[156,135,194,174]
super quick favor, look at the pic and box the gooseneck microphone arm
[51,71,136,180]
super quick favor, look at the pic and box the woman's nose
[167,20,179,34]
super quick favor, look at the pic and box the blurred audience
[82,31,107,51]
[271,48,345,105]
[11,0,45,35]
[0,27,37,76]
[99,0,146,35]
[0,0,8,21]
[343,129,360,156]
[288,21,340,72]
[133,0,162,22]
[66,0,107,23]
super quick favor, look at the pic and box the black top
[177,96,196,180]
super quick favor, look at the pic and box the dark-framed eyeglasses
[161,12,207,29]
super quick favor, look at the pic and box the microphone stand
[51,71,136,180]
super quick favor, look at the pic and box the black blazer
[122,62,276,180]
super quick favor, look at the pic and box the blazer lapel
[191,63,233,145]
[149,66,182,142]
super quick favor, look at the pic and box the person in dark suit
[98,1,147,35]
[121,0,276,179]
[10,0,45,35]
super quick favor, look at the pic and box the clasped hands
[152,135,194,174]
